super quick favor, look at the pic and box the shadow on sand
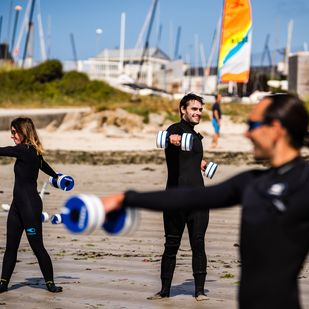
[169,278,214,297]
[9,275,79,291]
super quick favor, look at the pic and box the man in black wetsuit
[148,93,209,301]
[101,93,309,309]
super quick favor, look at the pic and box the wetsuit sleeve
[167,124,183,135]
[0,146,22,158]
[123,171,253,211]
[40,157,58,178]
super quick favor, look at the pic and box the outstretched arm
[102,171,257,213]
[40,157,58,178]
[0,146,22,158]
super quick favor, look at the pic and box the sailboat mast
[216,0,225,92]
[22,0,36,68]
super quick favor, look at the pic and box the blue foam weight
[50,173,62,188]
[58,175,75,191]
[49,173,75,191]
[41,212,49,223]
[102,207,139,235]
[61,194,105,234]
[50,213,63,224]
[103,208,127,234]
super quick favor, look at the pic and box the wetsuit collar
[180,119,203,140]
[180,118,195,128]
[273,156,303,175]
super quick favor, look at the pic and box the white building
[288,52,309,99]
[62,48,219,96]
[74,48,172,90]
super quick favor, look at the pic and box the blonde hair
[11,117,44,155]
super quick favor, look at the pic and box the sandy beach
[0,111,308,308]
[0,112,252,153]
[0,163,238,308]
[0,163,308,309]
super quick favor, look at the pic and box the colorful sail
[218,0,252,83]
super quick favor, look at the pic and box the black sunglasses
[247,120,265,132]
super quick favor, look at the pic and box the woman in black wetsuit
[101,94,309,309]
[0,117,62,293]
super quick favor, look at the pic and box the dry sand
[0,112,308,308]
[0,109,252,152]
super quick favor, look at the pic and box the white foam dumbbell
[204,162,218,179]
[156,130,169,149]
[156,130,193,151]
[180,133,193,151]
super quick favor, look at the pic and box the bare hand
[101,193,125,213]
[169,134,182,146]
[201,160,207,171]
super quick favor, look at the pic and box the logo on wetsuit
[26,227,37,236]
[267,183,287,212]
[267,183,286,196]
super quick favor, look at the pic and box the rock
[58,112,83,131]
[102,124,126,137]
[142,124,160,133]
[113,108,144,133]
[48,109,146,134]
[148,113,165,127]
[95,109,144,133]
[45,119,59,132]
[81,120,99,133]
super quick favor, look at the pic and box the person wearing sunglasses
[0,117,62,294]
[100,93,309,308]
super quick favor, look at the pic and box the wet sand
[0,162,308,309]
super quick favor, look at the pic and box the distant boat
[218,0,252,83]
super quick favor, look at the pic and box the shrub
[58,71,89,95]
[31,59,63,83]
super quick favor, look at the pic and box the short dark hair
[263,93,309,149]
[179,93,204,117]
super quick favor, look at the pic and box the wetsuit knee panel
[165,234,182,245]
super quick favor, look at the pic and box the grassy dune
[5,60,309,124]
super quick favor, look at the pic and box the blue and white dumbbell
[60,194,139,235]
[50,213,63,224]
[42,212,64,224]
[156,130,193,151]
[49,173,75,191]
[103,207,139,236]
[41,212,50,223]
[204,162,218,179]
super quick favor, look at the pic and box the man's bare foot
[147,291,169,300]
[195,292,209,301]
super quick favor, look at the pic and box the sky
[0,0,309,66]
